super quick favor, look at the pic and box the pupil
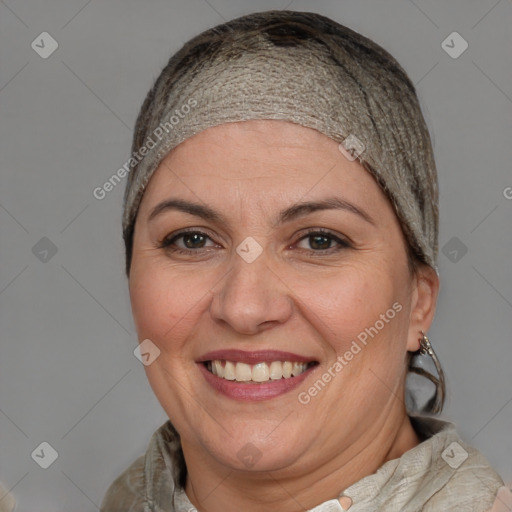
[184,233,205,248]
[311,235,330,250]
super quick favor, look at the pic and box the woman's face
[129,120,434,475]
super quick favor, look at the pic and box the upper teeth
[207,360,310,382]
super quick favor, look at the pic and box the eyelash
[158,228,351,256]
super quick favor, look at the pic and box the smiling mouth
[204,360,318,383]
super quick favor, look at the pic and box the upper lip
[197,349,317,365]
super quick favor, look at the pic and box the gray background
[1,0,511,510]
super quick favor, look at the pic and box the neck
[183,407,421,512]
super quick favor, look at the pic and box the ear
[406,264,440,352]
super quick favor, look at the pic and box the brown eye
[181,232,207,249]
[295,230,350,252]
[159,230,218,252]
[309,234,332,250]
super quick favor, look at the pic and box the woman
[101,10,503,511]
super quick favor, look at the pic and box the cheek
[316,272,410,402]
[296,264,403,349]
[128,262,213,347]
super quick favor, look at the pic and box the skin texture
[129,120,440,512]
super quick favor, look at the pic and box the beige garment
[0,483,16,512]
[101,415,504,512]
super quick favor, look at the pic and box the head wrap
[122,10,438,273]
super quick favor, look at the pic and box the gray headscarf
[121,10,439,274]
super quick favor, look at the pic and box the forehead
[141,120,385,207]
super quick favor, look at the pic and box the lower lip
[197,363,315,401]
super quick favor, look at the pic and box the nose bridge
[210,247,292,334]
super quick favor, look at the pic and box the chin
[198,422,308,473]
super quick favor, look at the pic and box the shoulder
[100,455,146,512]
[424,445,503,511]
[100,420,183,512]
[413,416,504,511]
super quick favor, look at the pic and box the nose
[209,250,293,335]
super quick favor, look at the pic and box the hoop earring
[408,331,446,414]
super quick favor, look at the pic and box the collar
[146,415,461,511]
[101,414,501,511]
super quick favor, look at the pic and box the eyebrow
[275,197,375,227]
[148,197,375,227]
